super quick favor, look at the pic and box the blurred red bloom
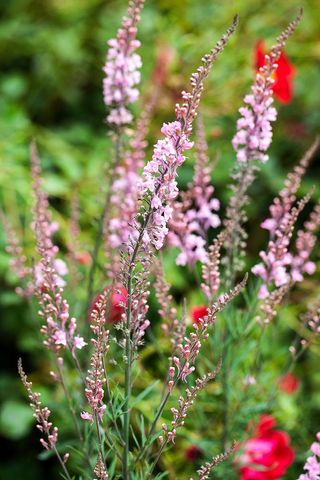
[238,415,295,480]
[190,305,208,326]
[88,285,128,323]
[255,40,295,104]
[185,444,203,462]
[277,373,300,394]
[75,251,92,265]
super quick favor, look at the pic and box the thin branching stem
[53,445,72,480]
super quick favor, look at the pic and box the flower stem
[53,445,72,480]
[123,270,133,480]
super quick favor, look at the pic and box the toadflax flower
[224,12,302,280]
[168,116,220,266]
[255,40,295,104]
[31,143,86,355]
[135,16,238,252]
[237,415,294,480]
[103,0,145,125]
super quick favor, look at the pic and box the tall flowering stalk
[168,116,220,266]
[252,138,320,298]
[135,16,238,253]
[82,290,110,476]
[201,230,227,300]
[120,17,238,479]
[6,3,319,478]
[104,94,157,278]
[261,137,319,238]
[252,190,313,324]
[87,0,145,308]
[103,0,145,125]
[224,11,302,282]
[31,143,86,355]
[147,364,223,478]
[18,359,72,480]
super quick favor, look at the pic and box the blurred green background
[0,0,319,478]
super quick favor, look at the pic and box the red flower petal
[238,415,295,480]
[277,373,300,394]
[190,305,208,326]
[88,285,128,323]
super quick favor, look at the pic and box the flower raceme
[137,16,239,252]
[237,415,295,480]
[168,117,220,267]
[140,121,194,250]
[224,12,302,279]
[255,40,295,104]
[103,0,144,125]
[252,138,320,301]
[31,143,86,354]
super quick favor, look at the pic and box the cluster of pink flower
[252,139,319,299]
[82,292,110,423]
[140,120,194,250]
[232,69,277,164]
[106,98,155,268]
[299,433,320,480]
[168,118,220,266]
[103,0,144,125]
[31,143,86,354]
[135,16,238,253]
[252,193,311,299]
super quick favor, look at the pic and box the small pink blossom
[80,411,93,421]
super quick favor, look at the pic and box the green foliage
[0,0,320,479]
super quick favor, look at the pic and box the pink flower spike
[103,0,145,125]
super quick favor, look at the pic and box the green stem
[147,440,167,478]
[123,270,133,480]
[103,358,125,446]
[53,445,72,480]
[95,412,103,457]
[221,339,229,450]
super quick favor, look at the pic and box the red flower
[238,415,295,480]
[185,444,203,462]
[190,305,208,326]
[75,251,92,265]
[255,40,295,104]
[277,373,300,395]
[88,285,128,323]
